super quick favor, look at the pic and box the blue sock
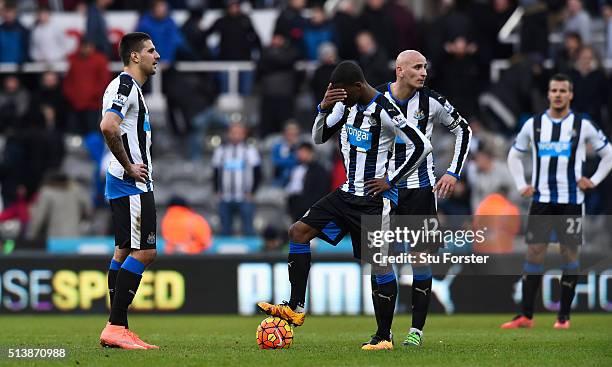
[288,241,311,310]
[107,259,123,313]
[109,259,122,271]
[121,256,145,275]
[373,270,397,339]
[110,256,146,327]
[521,262,543,319]
[413,265,432,281]
[375,271,396,285]
[523,262,544,274]
[412,266,432,330]
[289,241,311,254]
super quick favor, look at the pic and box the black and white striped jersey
[102,72,153,199]
[313,93,431,201]
[378,83,471,189]
[212,142,261,202]
[512,111,610,204]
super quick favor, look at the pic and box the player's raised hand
[433,174,457,199]
[126,163,149,183]
[365,177,391,197]
[320,83,347,110]
[577,177,595,190]
[520,185,535,197]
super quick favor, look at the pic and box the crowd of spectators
[1,0,612,252]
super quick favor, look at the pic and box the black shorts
[526,202,583,246]
[299,188,393,259]
[395,187,444,252]
[110,191,157,250]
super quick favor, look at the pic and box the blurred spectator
[0,185,30,238]
[355,31,390,88]
[468,117,509,159]
[271,120,300,186]
[331,0,359,60]
[261,225,286,252]
[204,0,261,61]
[519,0,549,58]
[62,38,111,135]
[286,142,330,221]
[604,1,612,60]
[359,0,395,60]
[27,171,92,240]
[0,94,64,208]
[106,0,149,11]
[563,0,592,45]
[330,147,346,190]
[0,2,30,63]
[0,75,29,131]
[387,0,419,55]
[466,145,516,212]
[472,187,520,254]
[554,32,582,74]
[302,5,333,61]
[470,0,515,64]
[437,35,481,117]
[32,71,68,131]
[256,33,299,136]
[273,0,307,58]
[85,0,113,58]
[135,0,185,64]
[0,131,27,207]
[161,196,212,254]
[38,104,66,170]
[427,0,475,68]
[189,102,228,161]
[29,5,67,62]
[178,7,213,61]
[204,0,261,94]
[212,122,261,235]
[479,54,548,135]
[568,46,609,129]
[310,42,337,104]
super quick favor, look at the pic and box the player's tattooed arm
[100,112,148,183]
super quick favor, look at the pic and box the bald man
[369,50,472,347]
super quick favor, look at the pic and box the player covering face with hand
[258,61,432,350]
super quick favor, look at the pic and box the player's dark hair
[119,32,152,66]
[298,142,314,151]
[330,61,365,85]
[549,73,573,91]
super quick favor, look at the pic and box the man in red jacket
[63,37,111,135]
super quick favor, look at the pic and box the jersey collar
[545,109,573,124]
[120,71,142,89]
[387,82,417,106]
[357,92,380,112]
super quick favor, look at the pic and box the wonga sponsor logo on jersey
[346,125,372,151]
[537,141,571,157]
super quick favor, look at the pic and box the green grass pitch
[0,314,610,366]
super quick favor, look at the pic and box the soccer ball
[256,316,293,349]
